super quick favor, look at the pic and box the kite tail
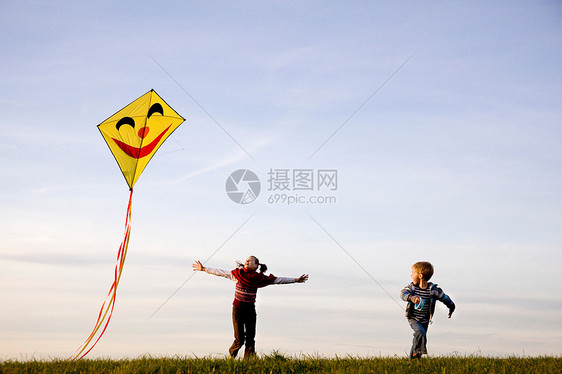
[69,189,134,361]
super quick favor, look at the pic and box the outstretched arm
[273,274,309,284]
[192,260,235,281]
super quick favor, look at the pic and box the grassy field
[1,353,560,373]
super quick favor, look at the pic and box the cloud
[0,251,110,267]
[164,136,276,185]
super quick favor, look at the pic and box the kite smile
[112,125,171,159]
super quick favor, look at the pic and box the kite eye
[116,117,135,130]
[147,103,164,118]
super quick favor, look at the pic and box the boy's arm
[400,284,416,303]
[433,285,456,318]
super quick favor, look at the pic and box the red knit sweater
[231,268,277,306]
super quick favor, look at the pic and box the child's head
[240,256,268,273]
[411,261,434,283]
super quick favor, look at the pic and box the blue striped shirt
[410,285,432,323]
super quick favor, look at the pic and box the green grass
[0,352,560,373]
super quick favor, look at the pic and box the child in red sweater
[193,256,308,358]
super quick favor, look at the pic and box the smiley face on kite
[98,90,185,189]
[111,103,171,159]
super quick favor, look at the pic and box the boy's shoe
[410,353,422,360]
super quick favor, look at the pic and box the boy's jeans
[408,319,429,357]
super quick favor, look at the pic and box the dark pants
[408,319,429,358]
[229,303,257,358]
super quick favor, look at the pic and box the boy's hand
[411,296,420,304]
[448,309,454,318]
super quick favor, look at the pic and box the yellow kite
[98,89,185,189]
[70,90,185,360]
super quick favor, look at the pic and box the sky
[1,0,561,360]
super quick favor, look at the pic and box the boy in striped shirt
[400,261,455,359]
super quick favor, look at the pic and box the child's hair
[236,256,268,273]
[413,261,434,281]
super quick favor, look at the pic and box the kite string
[69,189,133,361]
